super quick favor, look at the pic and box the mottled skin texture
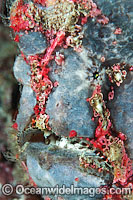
[93,0,133,65]
[18,31,47,55]
[45,0,133,137]
[107,72,133,159]
[16,85,36,131]
[11,0,133,197]
[14,0,133,138]
[13,56,36,131]
[46,48,98,137]
[27,142,108,200]
[13,55,31,85]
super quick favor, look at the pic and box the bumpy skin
[13,55,31,85]
[27,142,110,200]
[83,0,133,65]
[46,48,97,137]
[107,72,133,159]
[18,31,47,55]
[13,56,36,131]
[45,0,133,137]
[14,0,133,137]
[12,0,133,198]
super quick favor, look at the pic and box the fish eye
[93,72,99,79]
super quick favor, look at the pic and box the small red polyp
[12,122,18,130]
[69,130,77,138]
